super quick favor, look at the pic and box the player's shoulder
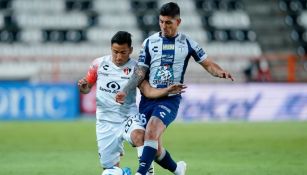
[147,32,160,39]
[144,32,161,44]
[178,32,197,44]
[91,55,111,66]
[127,58,138,66]
[96,55,112,63]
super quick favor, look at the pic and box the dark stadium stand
[195,0,256,42]
[0,0,306,82]
[131,0,160,39]
[279,0,307,54]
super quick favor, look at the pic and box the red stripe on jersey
[86,59,99,84]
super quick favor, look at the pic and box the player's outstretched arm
[139,80,187,99]
[201,58,234,81]
[116,65,148,104]
[78,77,94,94]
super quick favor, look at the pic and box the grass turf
[0,121,306,175]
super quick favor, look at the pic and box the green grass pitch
[0,120,307,175]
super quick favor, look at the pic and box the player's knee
[131,129,145,147]
[145,117,165,140]
[99,155,120,169]
[145,128,159,140]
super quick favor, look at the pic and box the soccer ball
[101,166,124,175]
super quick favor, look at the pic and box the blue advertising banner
[0,82,79,120]
[79,83,307,121]
[177,83,307,121]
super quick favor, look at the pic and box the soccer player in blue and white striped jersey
[116,2,233,175]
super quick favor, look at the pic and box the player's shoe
[147,163,154,175]
[135,173,142,175]
[174,161,187,175]
[122,167,132,175]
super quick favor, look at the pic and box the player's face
[111,43,133,66]
[159,15,181,38]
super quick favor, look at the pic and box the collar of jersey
[111,57,132,69]
[159,32,179,40]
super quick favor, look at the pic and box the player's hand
[219,71,234,81]
[78,78,90,94]
[78,78,87,88]
[116,91,127,104]
[167,84,187,95]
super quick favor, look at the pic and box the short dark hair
[111,31,132,47]
[159,2,180,18]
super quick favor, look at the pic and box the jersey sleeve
[138,39,151,67]
[86,58,100,84]
[187,37,208,63]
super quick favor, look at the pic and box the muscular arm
[122,64,148,95]
[201,58,234,81]
[139,80,187,99]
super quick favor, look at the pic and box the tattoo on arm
[123,65,148,94]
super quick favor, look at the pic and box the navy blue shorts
[139,95,181,127]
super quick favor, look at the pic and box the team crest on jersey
[178,45,186,52]
[123,67,132,75]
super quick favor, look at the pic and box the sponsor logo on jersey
[153,65,174,87]
[139,49,145,62]
[99,81,121,94]
[152,46,158,52]
[121,77,130,79]
[106,81,120,90]
[196,48,205,58]
[103,64,109,70]
[153,79,174,87]
[162,44,175,50]
[98,71,108,76]
[138,56,145,63]
[195,45,205,58]
[161,54,174,63]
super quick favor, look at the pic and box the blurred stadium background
[0,0,307,174]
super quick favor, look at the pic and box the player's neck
[160,32,178,39]
[112,58,130,67]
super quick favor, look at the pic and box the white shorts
[96,114,146,168]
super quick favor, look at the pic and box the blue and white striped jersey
[138,32,207,88]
